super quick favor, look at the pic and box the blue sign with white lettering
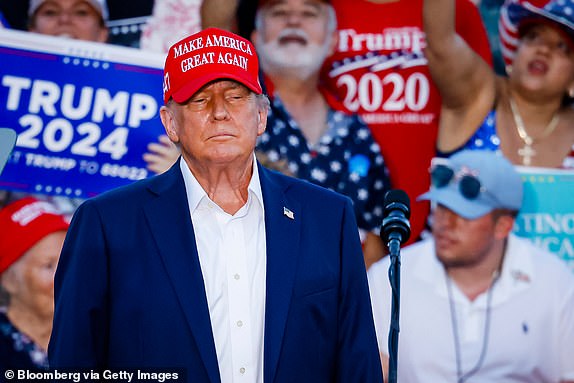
[0,29,166,198]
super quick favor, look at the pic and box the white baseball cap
[29,0,109,22]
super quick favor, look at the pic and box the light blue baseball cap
[418,150,523,219]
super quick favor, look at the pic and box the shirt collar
[413,235,534,305]
[496,234,534,293]
[180,154,264,215]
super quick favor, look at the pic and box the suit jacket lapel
[144,164,220,383]
[259,165,301,383]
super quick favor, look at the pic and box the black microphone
[380,189,411,248]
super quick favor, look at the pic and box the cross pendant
[518,144,536,166]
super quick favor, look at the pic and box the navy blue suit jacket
[49,161,383,383]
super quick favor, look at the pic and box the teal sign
[514,167,574,272]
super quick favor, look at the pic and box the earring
[505,65,513,75]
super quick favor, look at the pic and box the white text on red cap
[173,35,254,58]
[12,201,59,226]
[174,35,254,73]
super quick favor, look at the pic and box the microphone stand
[387,232,402,383]
[380,190,410,383]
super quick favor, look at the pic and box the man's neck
[445,240,506,302]
[270,73,329,146]
[269,71,321,105]
[447,267,500,302]
[184,155,253,215]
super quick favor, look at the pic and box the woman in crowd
[424,0,574,168]
[27,0,109,42]
[0,198,68,371]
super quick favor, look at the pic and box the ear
[251,29,259,46]
[256,106,268,137]
[159,105,180,143]
[98,27,109,43]
[0,266,20,296]
[327,29,338,56]
[493,215,515,240]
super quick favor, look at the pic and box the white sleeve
[367,257,392,356]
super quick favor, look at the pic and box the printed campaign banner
[0,29,167,199]
[513,166,574,272]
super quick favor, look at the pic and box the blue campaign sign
[513,166,574,272]
[0,29,168,198]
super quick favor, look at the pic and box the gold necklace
[508,97,560,166]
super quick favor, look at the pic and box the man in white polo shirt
[368,150,574,382]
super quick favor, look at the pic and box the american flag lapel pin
[283,207,294,220]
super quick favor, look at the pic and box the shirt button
[234,274,240,280]
[237,320,243,327]
[239,367,245,374]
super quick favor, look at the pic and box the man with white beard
[252,0,391,268]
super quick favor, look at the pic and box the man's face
[30,0,108,42]
[253,0,336,78]
[431,204,508,269]
[160,80,267,168]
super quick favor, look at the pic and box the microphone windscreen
[383,189,411,219]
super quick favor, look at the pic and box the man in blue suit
[49,27,383,383]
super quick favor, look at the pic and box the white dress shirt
[180,157,267,383]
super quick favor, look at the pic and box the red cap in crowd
[162,27,262,104]
[0,197,69,274]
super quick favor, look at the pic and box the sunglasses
[429,158,485,200]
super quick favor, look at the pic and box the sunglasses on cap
[429,157,486,200]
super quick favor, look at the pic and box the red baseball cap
[0,197,69,274]
[162,27,262,104]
